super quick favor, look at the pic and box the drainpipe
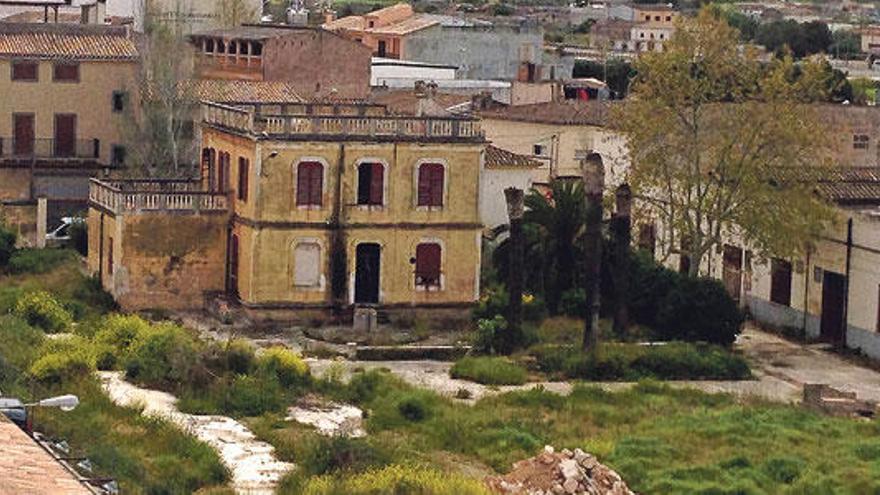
[842,217,853,349]
[98,212,105,282]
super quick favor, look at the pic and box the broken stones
[486,445,634,495]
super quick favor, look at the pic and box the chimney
[324,10,336,24]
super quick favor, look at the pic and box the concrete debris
[802,383,878,419]
[285,396,365,437]
[486,446,634,495]
[98,372,293,495]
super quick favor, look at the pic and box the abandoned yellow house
[88,101,485,318]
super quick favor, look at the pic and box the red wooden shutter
[416,243,441,286]
[238,158,248,202]
[370,163,384,205]
[418,163,444,206]
[310,163,323,206]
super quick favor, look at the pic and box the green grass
[309,370,880,494]
[530,342,751,381]
[7,248,76,275]
[450,356,528,385]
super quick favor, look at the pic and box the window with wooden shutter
[417,163,444,207]
[12,60,38,81]
[53,62,79,82]
[237,157,249,202]
[296,161,323,206]
[770,258,792,307]
[357,162,384,206]
[415,243,441,288]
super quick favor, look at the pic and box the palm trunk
[582,154,605,352]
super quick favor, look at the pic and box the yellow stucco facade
[202,125,483,310]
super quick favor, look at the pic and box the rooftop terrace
[201,101,485,143]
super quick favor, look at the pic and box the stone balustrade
[89,179,228,214]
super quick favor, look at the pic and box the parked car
[0,397,27,430]
[46,217,84,248]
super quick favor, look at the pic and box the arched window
[296,161,323,206]
[415,243,441,288]
[417,163,444,207]
[357,162,384,206]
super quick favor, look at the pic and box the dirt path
[738,324,880,402]
[98,372,293,495]
[307,357,801,403]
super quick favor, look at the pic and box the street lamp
[27,394,79,412]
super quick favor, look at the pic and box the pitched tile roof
[0,418,91,495]
[185,80,303,103]
[0,23,137,60]
[771,167,880,206]
[485,144,541,168]
[478,100,610,127]
[323,4,437,36]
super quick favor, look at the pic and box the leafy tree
[216,0,259,27]
[756,19,832,58]
[612,9,837,276]
[721,9,757,41]
[573,59,636,98]
[830,29,862,59]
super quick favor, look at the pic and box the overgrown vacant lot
[259,369,880,495]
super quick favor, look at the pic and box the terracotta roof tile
[485,144,541,168]
[369,15,437,35]
[186,80,303,103]
[0,418,91,495]
[479,101,610,127]
[371,89,470,115]
[771,167,880,205]
[0,23,137,60]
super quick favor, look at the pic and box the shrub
[655,277,744,346]
[28,352,95,383]
[224,339,256,375]
[293,465,491,495]
[559,288,586,318]
[257,347,309,388]
[296,436,390,477]
[72,276,118,313]
[14,290,73,333]
[125,323,201,388]
[473,287,544,323]
[472,315,507,354]
[451,356,528,385]
[0,224,16,267]
[224,374,286,416]
[0,315,45,370]
[531,342,750,381]
[397,393,432,422]
[7,249,75,275]
[94,314,151,357]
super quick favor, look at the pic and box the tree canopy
[612,9,838,276]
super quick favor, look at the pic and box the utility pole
[611,183,632,337]
[581,153,604,351]
[504,187,525,354]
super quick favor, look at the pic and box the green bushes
[7,249,75,275]
[28,335,96,383]
[124,323,202,389]
[531,342,751,381]
[69,220,88,256]
[296,436,390,479]
[14,290,73,333]
[258,346,309,387]
[0,223,16,267]
[628,254,744,345]
[451,356,528,385]
[473,286,546,323]
[472,315,508,355]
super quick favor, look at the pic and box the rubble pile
[487,446,634,495]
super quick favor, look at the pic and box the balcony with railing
[89,178,229,215]
[201,101,485,143]
[0,137,101,164]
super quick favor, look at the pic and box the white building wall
[480,166,534,231]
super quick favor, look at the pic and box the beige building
[861,26,880,54]
[0,22,138,240]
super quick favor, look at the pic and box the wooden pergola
[0,0,73,23]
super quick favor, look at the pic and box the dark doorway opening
[820,270,846,344]
[722,245,743,303]
[13,113,34,156]
[54,114,76,157]
[354,243,380,304]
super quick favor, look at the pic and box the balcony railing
[89,178,229,214]
[201,101,485,142]
[0,138,100,160]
